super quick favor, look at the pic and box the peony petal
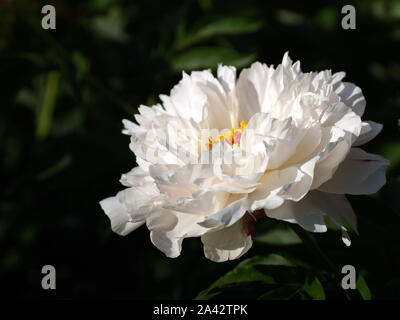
[120,166,154,187]
[192,70,232,130]
[248,166,303,212]
[267,190,357,235]
[281,155,320,201]
[99,196,145,236]
[236,62,268,122]
[321,102,362,145]
[211,142,268,188]
[160,72,206,123]
[328,72,346,87]
[285,123,322,165]
[146,209,178,231]
[198,194,248,228]
[353,121,383,147]
[266,196,327,233]
[201,219,253,262]
[147,209,212,258]
[243,152,319,213]
[168,190,229,215]
[341,227,351,247]
[310,126,351,190]
[307,191,357,235]
[318,147,390,195]
[243,113,305,170]
[122,119,146,135]
[217,65,236,93]
[150,230,183,258]
[334,81,366,117]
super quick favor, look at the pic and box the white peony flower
[100,52,389,262]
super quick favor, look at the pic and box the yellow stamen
[207,120,247,150]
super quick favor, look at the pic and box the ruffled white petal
[160,72,206,123]
[248,155,319,212]
[198,194,248,228]
[266,197,327,233]
[150,231,183,258]
[99,196,145,236]
[267,190,357,240]
[353,121,383,147]
[236,62,267,122]
[318,148,390,195]
[333,81,366,117]
[147,209,211,258]
[201,219,253,262]
[99,168,160,235]
[243,112,305,170]
[217,65,236,93]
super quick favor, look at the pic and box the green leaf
[195,254,304,300]
[255,224,302,246]
[209,254,296,286]
[357,274,372,300]
[170,47,255,71]
[89,7,129,43]
[303,277,326,300]
[36,70,60,141]
[174,16,262,50]
[258,285,302,300]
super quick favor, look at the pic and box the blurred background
[0,0,399,299]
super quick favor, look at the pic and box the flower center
[208,120,247,150]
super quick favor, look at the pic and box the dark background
[1,0,399,299]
